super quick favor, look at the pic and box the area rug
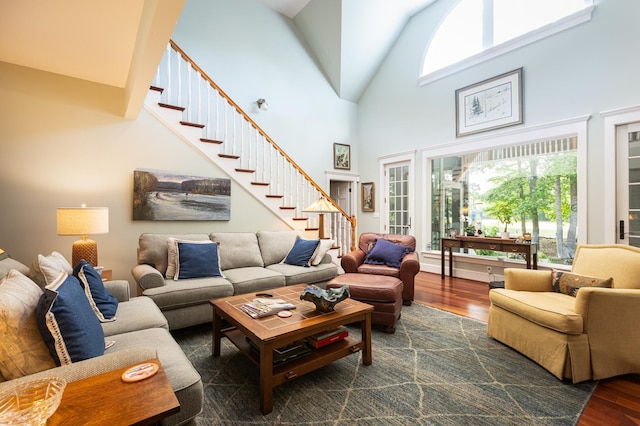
[172,303,596,425]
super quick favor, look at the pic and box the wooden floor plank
[413,271,640,425]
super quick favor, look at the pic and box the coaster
[121,362,159,383]
[277,310,293,318]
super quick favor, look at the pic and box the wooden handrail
[168,40,354,225]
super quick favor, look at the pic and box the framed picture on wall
[334,143,350,170]
[361,182,374,212]
[455,67,523,137]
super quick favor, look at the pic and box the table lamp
[57,206,109,266]
[303,198,339,239]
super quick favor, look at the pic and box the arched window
[419,0,594,85]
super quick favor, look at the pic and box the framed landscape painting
[361,182,374,212]
[133,169,231,221]
[455,68,523,137]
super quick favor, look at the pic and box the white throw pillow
[29,251,73,287]
[311,239,335,266]
[0,270,56,379]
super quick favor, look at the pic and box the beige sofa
[487,244,640,383]
[131,230,339,330]
[0,254,202,426]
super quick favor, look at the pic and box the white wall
[356,0,640,248]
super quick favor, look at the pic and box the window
[431,137,578,265]
[420,0,594,84]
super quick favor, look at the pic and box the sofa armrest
[574,288,640,379]
[341,250,366,273]
[131,264,166,291]
[104,280,131,302]
[504,268,553,291]
[0,347,157,392]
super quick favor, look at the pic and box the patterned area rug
[172,303,596,425]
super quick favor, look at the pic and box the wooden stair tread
[279,206,296,210]
[266,195,283,199]
[235,168,255,173]
[150,86,164,93]
[180,121,205,128]
[292,217,308,221]
[251,182,269,186]
[159,102,185,111]
[200,138,223,144]
[219,154,240,159]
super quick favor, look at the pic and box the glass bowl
[0,377,67,425]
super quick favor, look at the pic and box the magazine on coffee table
[240,298,296,319]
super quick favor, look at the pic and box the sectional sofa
[132,230,339,330]
[0,253,202,426]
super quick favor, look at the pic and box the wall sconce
[57,205,109,266]
[256,98,269,111]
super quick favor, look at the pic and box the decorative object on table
[57,205,109,266]
[302,197,340,239]
[361,182,374,212]
[300,284,350,312]
[449,228,457,238]
[121,362,160,383]
[132,169,231,221]
[0,377,66,426]
[333,143,350,170]
[455,67,523,137]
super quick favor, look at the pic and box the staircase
[144,40,356,255]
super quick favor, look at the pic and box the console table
[441,236,538,279]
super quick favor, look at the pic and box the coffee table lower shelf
[225,328,363,386]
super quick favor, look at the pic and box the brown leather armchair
[341,233,420,305]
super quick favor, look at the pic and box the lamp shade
[57,207,109,236]
[303,198,339,213]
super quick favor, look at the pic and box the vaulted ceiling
[0,0,436,116]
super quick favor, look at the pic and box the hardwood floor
[414,271,640,425]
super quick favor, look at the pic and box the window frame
[418,1,595,86]
[420,116,590,258]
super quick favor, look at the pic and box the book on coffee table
[307,326,349,348]
[240,298,296,319]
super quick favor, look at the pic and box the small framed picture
[361,182,374,212]
[455,68,523,137]
[334,143,350,170]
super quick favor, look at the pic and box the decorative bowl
[300,284,350,312]
[0,377,67,426]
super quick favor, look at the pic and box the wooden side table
[441,236,538,279]
[100,269,113,282]
[48,358,179,425]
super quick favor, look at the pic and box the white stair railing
[150,40,356,254]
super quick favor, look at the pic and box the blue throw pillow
[73,260,118,322]
[176,241,224,280]
[36,272,105,366]
[282,237,320,267]
[364,238,413,268]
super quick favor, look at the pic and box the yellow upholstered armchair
[487,244,640,383]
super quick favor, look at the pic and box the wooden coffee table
[48,358,179,425]
[210,284,373,414]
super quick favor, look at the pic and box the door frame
[326,171,358,217]
[603,104,640,243]
[379,151,416,234]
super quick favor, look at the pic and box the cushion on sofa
[138,233,210,276]
[551,270,613,297]
[28,251,73,288]
[0,256,30,280]
[266,262,338,286]
[73,260,118,322]
[101,296,169,337]
[364,238,413,268]
[210,232,264,270]
[282,237,320,267]
[0,270,56,380]
[36,272,106,365]
[222,267,286,294]
[175,241,224,280]
[489,289,583,334]
[142,278,234,311]
[166,238,217,279]
[311,239,334,266]
[256,230,302,266]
